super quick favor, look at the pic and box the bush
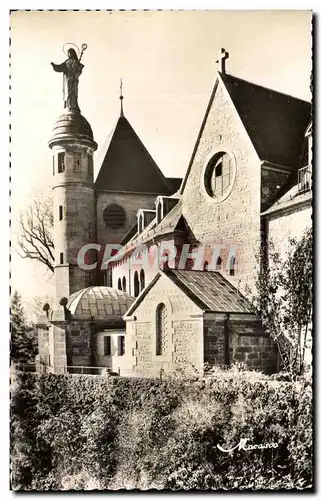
[10,369,313,491]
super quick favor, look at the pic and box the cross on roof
[216,48,229,74]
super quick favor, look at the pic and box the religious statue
[51,43,87,109]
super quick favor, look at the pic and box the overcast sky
[10,10,312,314]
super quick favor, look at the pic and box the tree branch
[18,195,55,274]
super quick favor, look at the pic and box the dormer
[137,209,156,235]
[155,196,180,224]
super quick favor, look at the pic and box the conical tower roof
[95,115,171,194]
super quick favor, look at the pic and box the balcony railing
[298,165,312,194]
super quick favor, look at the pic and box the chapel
[37,48,312,376]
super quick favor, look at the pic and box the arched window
[230,256,236,276]
[138,212,144,234]
[216,256,222,271]
[122,276,127,292]
[140,269,145,291]
[156,303,167,356]
[203,261,209,271]
[117,278,122,290]
[134,271,140,298]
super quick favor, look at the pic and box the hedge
[10,369,313,490]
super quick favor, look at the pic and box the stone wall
[172,319,203,373]
[230,318,277,373]
[96,191,158,246]
[36,317,50,372]
[66,321,93,367]
[266,201,312,372]
[127,272,203,376]
[204,319,225,366]
[52,143,96,297]
[48,324,67,374]
[54,184,96,264]
[182,79,262,292]
[204,315,277,374]
[55,265,95,300]
[267,203,312,261]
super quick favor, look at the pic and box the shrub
[10,369,313,491]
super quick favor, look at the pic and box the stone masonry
[204,315,276,374]
[126,272,276,376]
[96,191,160,246]
[182,79,262,293]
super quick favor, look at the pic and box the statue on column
[51,43,87,109]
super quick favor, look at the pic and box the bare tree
[18,195,54,273]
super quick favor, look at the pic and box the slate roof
[50,286,134,324]
[68,286,134,319]
[125,269,253,317]
[261,184,312,218]
[120,222,139,246]
[95,116,172,194]
[165,269,253,313]
[167,177,182,193]
[220,72,311,169]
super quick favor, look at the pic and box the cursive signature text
[217,438,278,453]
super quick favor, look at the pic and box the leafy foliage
[11,370,313,491]
[252,227,312,375]
[10,291,38,364]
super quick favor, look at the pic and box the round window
[103,204,126,229]
[204,152,236,201]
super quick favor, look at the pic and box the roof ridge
[220,71,311,105]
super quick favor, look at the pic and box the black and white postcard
[10,9,313,491]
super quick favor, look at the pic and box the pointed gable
[95,116,171,194]
[220,72,311,169]
[180,72,311,194]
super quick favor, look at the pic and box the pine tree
[10,291,38,364]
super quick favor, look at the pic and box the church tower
[49,46,97,300]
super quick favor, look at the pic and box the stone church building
[37,48,312,377]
